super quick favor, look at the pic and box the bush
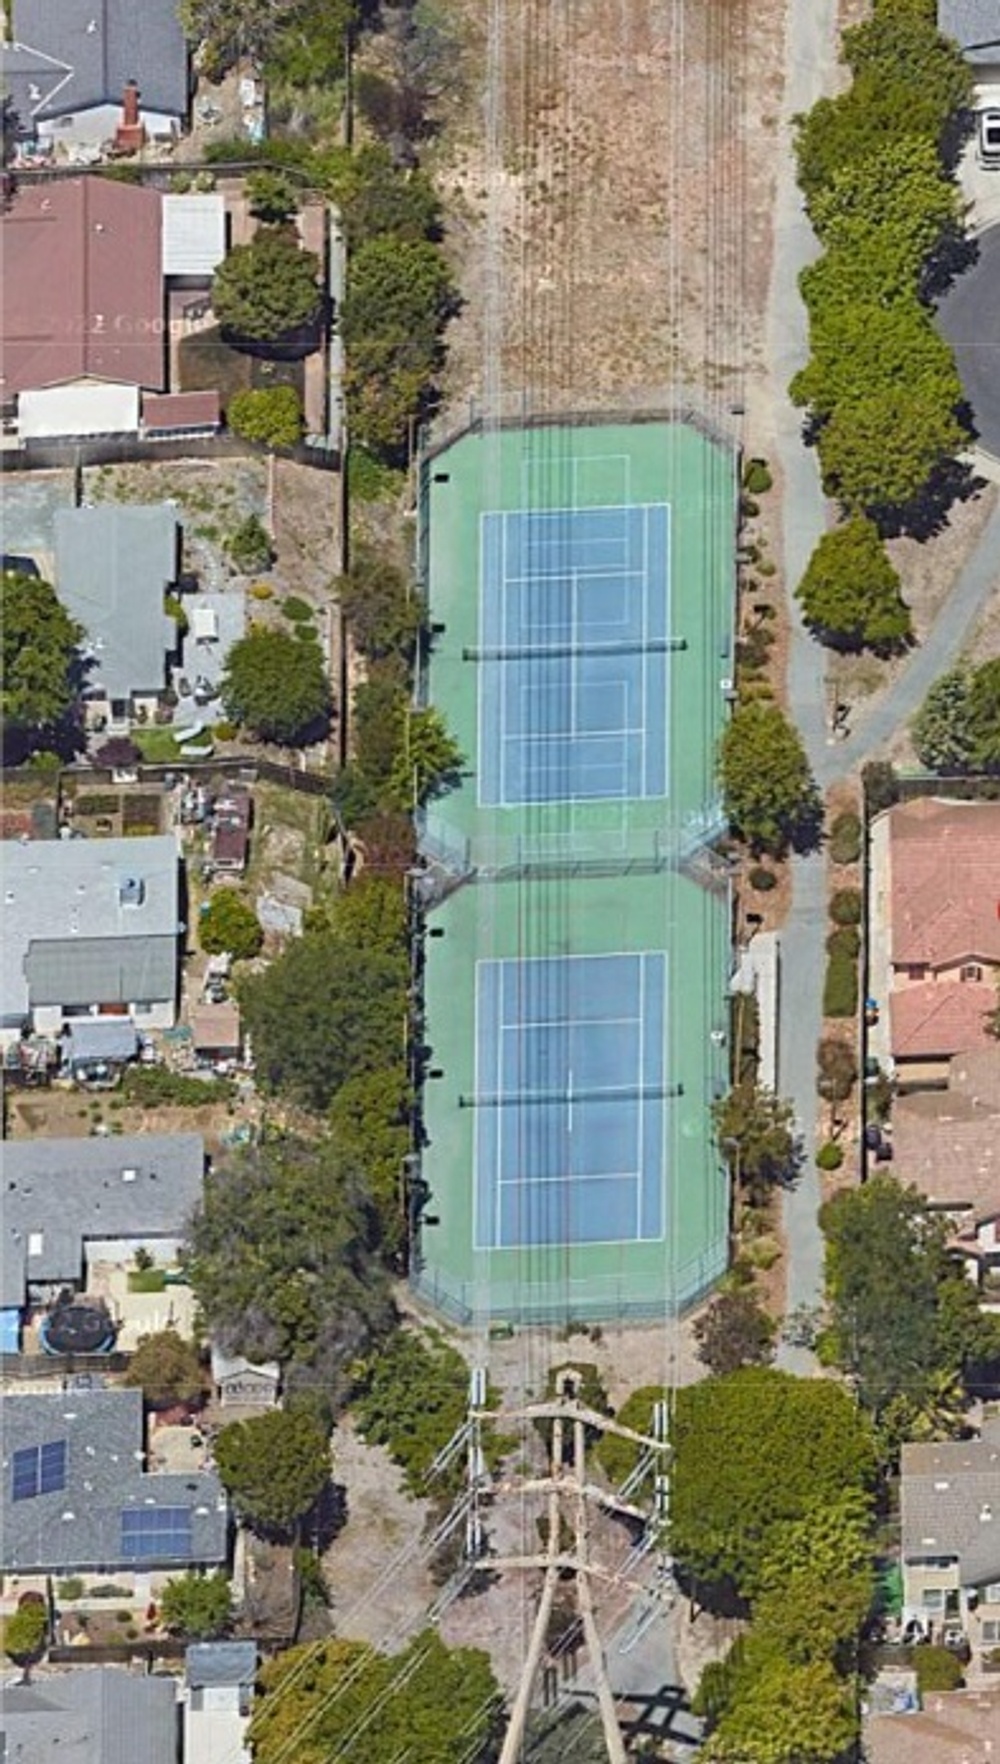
[829,810,862,864]
[227,513,273,575]
[57,1578,85,1601]
[228,385,303,448]
[913,1644,964,1693]
[824,948,859,1018]
[282,594,314,622]
[862,760,899,814]
[816,1141,844,1171]
[199,888,263,960]
[748,866,777,892]
[830,887,862,925]
[213,721,238,742]
[817,1037,858,1104]
[123,1067,235,1107]
[743,457,773,495]
[27,749,62,774]
[249,582,274,601]
[826,926,860,960]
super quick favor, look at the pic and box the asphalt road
[937,222,1000,461]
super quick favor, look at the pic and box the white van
[978,109,1000,168]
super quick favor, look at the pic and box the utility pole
[467,1370,671,1764]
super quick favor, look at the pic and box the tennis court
[471,953,668,1249]
[477,504,672,806]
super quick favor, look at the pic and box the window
[983,1584,1000,1605]
[961,963,984,983]
[908,965,928,980]
[921,1588,946,1612]
[120,1506,192,1561]
[12,1440,67,1501]
[982,1620,1000,1645]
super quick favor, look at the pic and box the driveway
[936,222,1000,461]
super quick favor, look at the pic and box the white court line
[641,506,650,798]
[571,452,631,510]
[637,953,647,1239]
[500,1012,639,1032]
[496,1169,643,1189]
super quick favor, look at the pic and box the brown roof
[889,799,1000,970]
[894,1048,1000,1219]
[142,390,220,430]
[866,1690,1000,1764]
[0,178,164,398]
[890,979,996,1060]
[189,1003,241,1054]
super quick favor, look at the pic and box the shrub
[227,513,273,575]
[123,1067,235,1107]
[743,457,773,495]
[913,1644,964,1693]
[829,810,862,864]
[57,1578,85,1601]
[249,582,274,601]
[817,1037,857,1104]
[824,948,859,1018]
[282,594,314,622]
[862,760,899,814]
[228,385,303,449]
[830,887,862,925]
[748,866,777,892]
[816,1141,844,1171]
[213,721,238,742]
[27,749,62,774]
[200,888,263,960]
[742,495,760,520]
[826,926,860,960]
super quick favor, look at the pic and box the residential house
[1,834,182,1042]
[900,1427,1000,1668]
[1,1667,180,1764]
[3,0,190,148]
[873,799,1000,1087]
[0,1133,205,1356]
[184,1642,257,1764]
[0,1387,227,1575]
[866,1688,1000,1764]
[0,176,165,440]
[210,1345,280,1412]
[55,503,180,730]
[938,1,1000,86]
[893,1048,1000,1302]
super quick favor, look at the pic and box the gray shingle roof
[2,1668,179,1764]
[2,834,180,1025]
[186,1641,258,1689]
[0,1388,228,1573]
[901,1434,1000,1586]
[938,1,1000,61]
[56,504,178,703]
[4,0,189,129]
[0,1132,205,1309]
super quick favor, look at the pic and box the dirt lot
[432,0,784,424]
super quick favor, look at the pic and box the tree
[185,1138,394,1400]
[712,1083,797,1205]
[123,1329,204,1407]
[842,1,972,122]
[199,888,263,959]
[810,138,960,265]
[329,1064,412,1261]
[718,702,820,855]
[227,385,303,447]
[180,0,308,72]
[352,1327,477,1495]
[94,736,140,769]
[215,1409,330,1535]
[701,1654,858,1764]
[240,928,405,1111]
[335,546,423,662]
[245,168,298,224]
[793,299,961,426]
[693,1291,776,1376]
[160,1570,232,1639]
[1,570,82,751]
[794,74,951,210]
[353,662,409,789]
[222,628,331,744]
[912,670,975,769]
[817,1036,857,1106]
[390,706,464,806]
[227,512,273,573]
[339,144,441,248]
[967,657,1000,770]
[797,517,911,653]
[341,236,457,456]
[749,1489,874,1617]
[820,1176,979,1419]
[211,228,321,345]
[5,1601,47,1664]
[249,1631,502,1764]
[668,1369,876,1595]
[817,381,967,514]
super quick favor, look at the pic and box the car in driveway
[978,108,1000,168]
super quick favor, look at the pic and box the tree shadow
[314,1479,349,1553]
[873,455,985,543]
[922,221,979,302]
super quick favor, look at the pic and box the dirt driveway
[433,0,784,422]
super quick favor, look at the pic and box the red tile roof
[889,798,1000,970]
[0,177,165,398]
[890,979,996,1060]
[866,1689,1000,1764]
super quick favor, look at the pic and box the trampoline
[40,1300,117,1355]
[471,952,669,1249]
[476,504,673,806]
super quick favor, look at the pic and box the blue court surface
[477,504,671,806]
[472,953,667,1250]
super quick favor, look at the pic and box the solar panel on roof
[120,1505,192,1560]
[11,1438,67,1501]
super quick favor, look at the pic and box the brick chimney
[114,80,145,152]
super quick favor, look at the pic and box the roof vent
[982,1504,993,1523]
[121,1168,137,1183]
[119,876,145,908]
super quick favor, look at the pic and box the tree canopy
[718,702,820,855]
[335,546,422,663]
[693,1291,776,1377]
[712,1083,797,1205]
[341,235,456,456]
[249,1631,502,1764]
[122,1329,204,1408]
[669,1368,876,1595]
[700,1654,858,1764]
[352,1326,476,1495]
[1,569,82,755]
[227,385,304,447]
[816,382,967,514]
[160,1570,232,1639]
[199,888,263,959]
[245,168,299,224]
[222,627,331,744]
[4,1601,47,1664]
[212,228,322,345]
[215,1408,330,1535]
[185,1137,393,1400]
[912,661,1000,773]
[795,517,911,652]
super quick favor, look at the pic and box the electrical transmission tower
[466,1368,671,1764]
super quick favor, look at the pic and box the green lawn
[132,728,187,763]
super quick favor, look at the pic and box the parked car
[978,108,1000,167]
